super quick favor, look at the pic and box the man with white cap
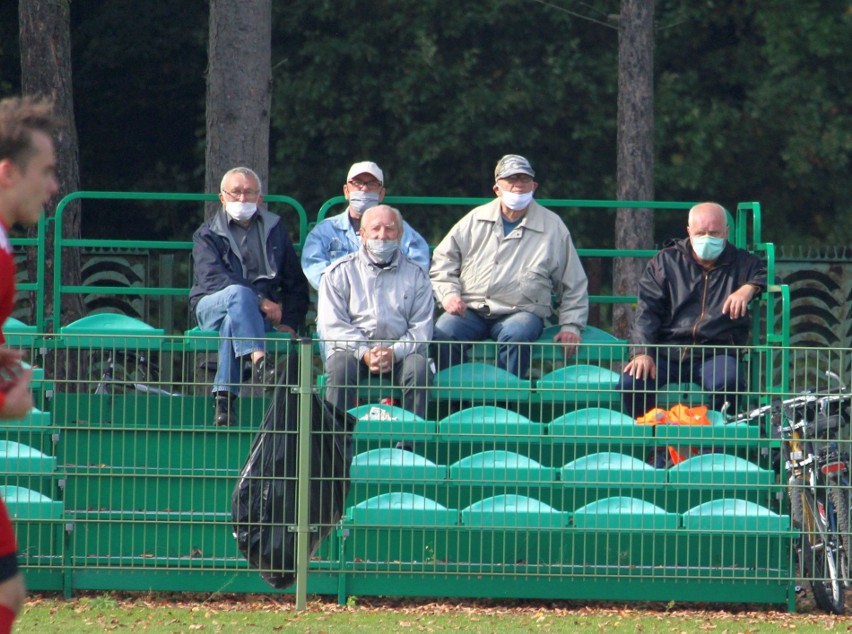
[301,161,431,289]
[430,154,589,377]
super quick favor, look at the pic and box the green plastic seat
[682,499,790,533]
[533,324,628,364]
[560,451,665,486]
[0,486,63,519]
[2,317,37,348]
[460,494,567,528]
[349,404,435,445]
[573,496,679,530]
[656,382,707,409]
[432,362,532,403]
[668,454,774,488]
[183,326,293,353]
[449,450,555,484]
[350,448,446,482]
[549,407,650,441]
[535,364,620,405]
[59,313,164,349]
[348,492,457,526]
[0,441,56,474]
[438,406,542,439]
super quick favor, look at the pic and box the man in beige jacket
[430,154,589,377]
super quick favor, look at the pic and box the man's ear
[0,158,19,188]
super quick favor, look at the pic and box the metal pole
[294,337,314,610]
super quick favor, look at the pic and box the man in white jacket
[317,205,433,418]
[430,154,589,377]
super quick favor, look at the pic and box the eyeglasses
[499,175,534,185]
[347,178,383,190]
[222,189,260,199]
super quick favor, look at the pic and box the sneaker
[252,356,277,390]
[214,392,237,426]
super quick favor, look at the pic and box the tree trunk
[19,0,84,330]
[205,0,272,218]
[613,0,655,339]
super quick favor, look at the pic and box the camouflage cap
[494,154,535,181]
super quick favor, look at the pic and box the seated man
[301,160,431,289]
[619,202,767,417]
[429,154,589,377]
[317,204,433,418]
[189,166,309,426]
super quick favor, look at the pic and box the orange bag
[636,404,712,465]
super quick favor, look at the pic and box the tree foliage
[0,0,847,247]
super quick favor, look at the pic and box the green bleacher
[0,193,800,610]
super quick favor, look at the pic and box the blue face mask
[691,235,726,261]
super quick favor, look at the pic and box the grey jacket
[429,198,589,334]
[317,247,434,362]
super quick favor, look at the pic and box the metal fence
[4,332,850,612]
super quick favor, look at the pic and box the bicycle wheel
[830,486,850,584]
[800,490,846,614]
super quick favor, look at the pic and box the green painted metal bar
[295,338,314,611]
[51,191,308,331]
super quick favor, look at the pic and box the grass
[14,593,850,633]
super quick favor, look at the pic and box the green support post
[294,338,314,611]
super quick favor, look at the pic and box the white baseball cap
[347,161,384,184]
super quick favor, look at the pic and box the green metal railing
[50,191,309,333]
[5,335,846,613]
[1,192,808,610]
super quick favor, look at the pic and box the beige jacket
[430,198,589,334]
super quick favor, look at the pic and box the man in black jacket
[619,202,767,418]
[189,167,308,425]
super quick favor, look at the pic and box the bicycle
[725,371,852,614]
[93,349,180,396]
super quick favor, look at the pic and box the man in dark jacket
[189,167,308,425]
[618,202,767,417]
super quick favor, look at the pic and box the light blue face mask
[691,235,726,261]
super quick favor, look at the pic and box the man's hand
[623,354,656,381]
[442,295,467,316]
[552,330,581,359]
[259,298,282,326]
[363,346,395,374]
[722,284,757,319]
[0,347,24,368]
[274,324,296,337]
[0,368,33,420]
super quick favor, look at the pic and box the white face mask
[348,191,381,216]
[224,201,257,222]
[500,189,534,211]
[365,238,399,262]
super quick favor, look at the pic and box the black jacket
[629,238,767,357]
[189,208,309,331]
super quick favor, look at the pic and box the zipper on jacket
[686,268,712,360]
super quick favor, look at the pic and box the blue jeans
[617,351,745,417]
[195,285,271,395]
[433,309,544,377]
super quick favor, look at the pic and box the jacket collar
[472,198,546,232]
[210,207,280,239]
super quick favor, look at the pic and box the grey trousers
[324,351,431,418]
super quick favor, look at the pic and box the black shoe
[214,392,237,426]
[252,356,277,390]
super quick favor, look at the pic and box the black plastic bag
[232,357,354,589]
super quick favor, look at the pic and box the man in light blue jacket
[317,205,433,418]
[301,161,431,289]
